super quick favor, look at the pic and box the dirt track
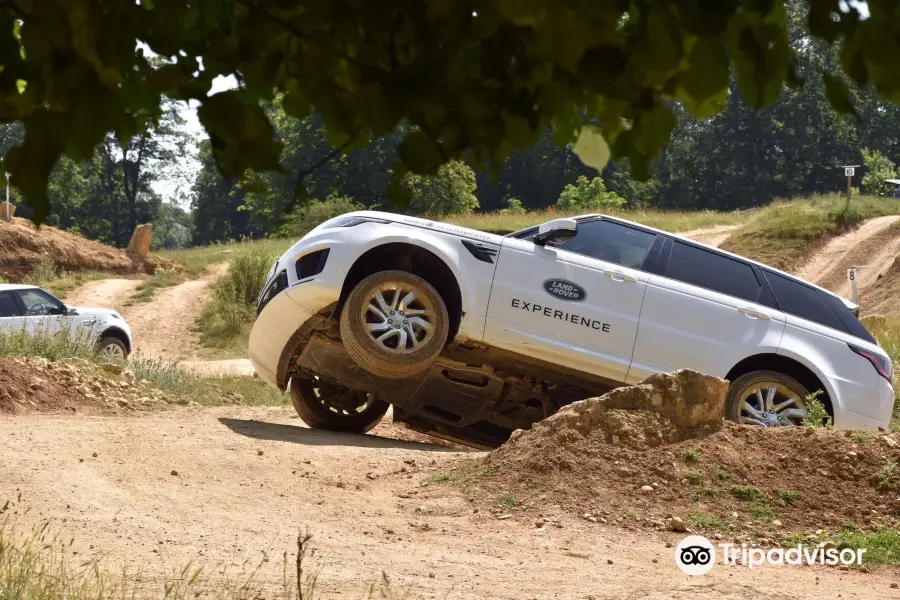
[2,406,897,599]
[795,215,900,295]
[64,266,254,374]
[679,225,740,248]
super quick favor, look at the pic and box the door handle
[738,307,770,320]
[603,270,637,283]
[81,319,96,326]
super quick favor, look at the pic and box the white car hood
[68,306,119,317]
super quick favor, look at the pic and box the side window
[17,289,63,316]
[554,220,657,269]
[0,291,21,317]
[763,271,848,333]
[666,242,761,303]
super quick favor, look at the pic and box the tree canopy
[0,0,890,221]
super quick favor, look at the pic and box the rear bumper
[831,375,895,430]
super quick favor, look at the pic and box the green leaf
[572,125,610,173]
[679,38,730,104]
[398,130,444,175]
[197,90,283,177]
[822,73,859,120]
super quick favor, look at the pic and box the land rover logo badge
[543,279,586,302]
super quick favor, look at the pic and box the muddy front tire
[340,270,450,379]
[290,377,389,433]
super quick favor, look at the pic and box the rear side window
[665,242,761,303]
[0,291,20,317]
[822,289,877,344]
[763,271,850,334]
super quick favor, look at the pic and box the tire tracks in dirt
[679,224,740,248]
[794,215,900,299]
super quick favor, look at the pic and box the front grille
[257,270,288,316]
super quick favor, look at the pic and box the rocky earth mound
[0,357,179,414]
[469,370,900,539]
[0,217,175,280]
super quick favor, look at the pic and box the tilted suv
[249,212,894,448]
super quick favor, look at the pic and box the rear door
[0,290,24,333]
[485,219,658,382]
[629,240,786,384]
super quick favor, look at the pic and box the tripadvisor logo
[543,279,586,302]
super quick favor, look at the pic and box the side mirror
[534,218,577,246]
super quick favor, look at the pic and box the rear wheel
[339,270,449,379]
[726,371,810,427]
[290,376,389,433]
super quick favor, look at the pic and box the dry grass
[0,515,418,599]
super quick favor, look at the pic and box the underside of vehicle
[283,309,616,449]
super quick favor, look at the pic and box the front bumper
[249,291,316,388]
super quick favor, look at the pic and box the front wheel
[290,377,389,433]
[339,270,450,379]
[725,371,810,428]
[98,336,128,362]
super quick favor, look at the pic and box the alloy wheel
[738,382,807,427]
[360,281,437,354]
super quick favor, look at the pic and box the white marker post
[841,165,859,208]
[848,268,858,304]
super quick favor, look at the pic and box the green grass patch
[498,491,520,508]
[873,460,898,491]
[720,194,900,270]
[747,504,778,522]
[125,269,185,305]
[678,448,700,463]
[728,485,768,502]
[804,390,833,428]
[714,470,730,482]
[684,471,703,485]
[775,490,800,504]
[687,513,728,532]
[197,246,275,355]
[836,527,900,565]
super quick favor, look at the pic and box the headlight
[329,216,389,228]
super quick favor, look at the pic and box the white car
[249,212,895,448]
[0,284,133,361]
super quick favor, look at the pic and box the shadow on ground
[218,417,461,452]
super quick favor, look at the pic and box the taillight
[848,343,894,383]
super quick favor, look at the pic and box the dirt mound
[860,254,900,316]
[0,357,178,414]
[0,217,176,280]
[475,371,900,540]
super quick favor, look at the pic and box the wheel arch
[99,326,131,354]
[339,242,464,342]
[725,353,833,416]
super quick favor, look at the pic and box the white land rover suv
[249,211,895,448]
[0,284,133,360]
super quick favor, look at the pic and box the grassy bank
[159,238,292,275]
[20,257,111,300]
[720,195,900,270]
[125,269,185,305]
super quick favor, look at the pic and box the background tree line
[3,2,900,249]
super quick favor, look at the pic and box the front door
[15,288,75,339]
[484,219,658,382]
